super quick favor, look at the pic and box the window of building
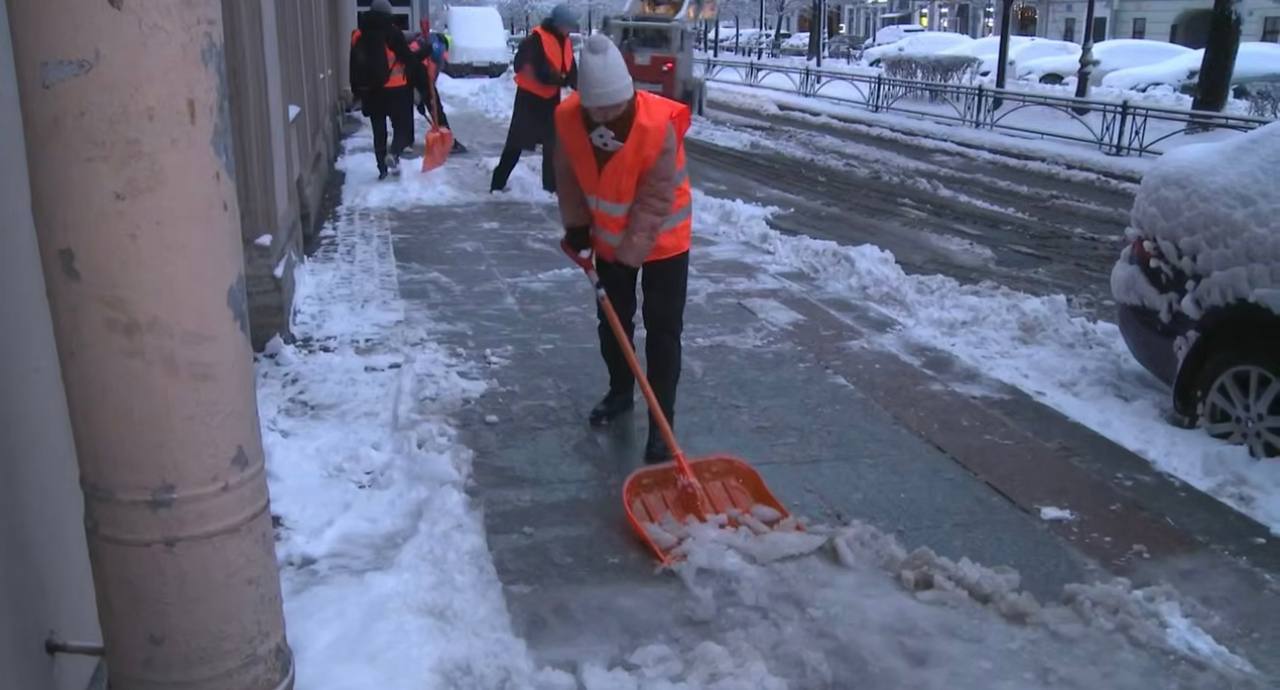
[1169,23,1179,42]
[1064,17,1076,42]
[1264,16,1280,42]
[1132,17,1146,39]
[1092,16,1107,41]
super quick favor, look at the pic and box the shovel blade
[623,454,789,563]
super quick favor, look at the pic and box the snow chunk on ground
[254,233,272,247]
[1124,121,1280,318]
[1038,506,1077,521]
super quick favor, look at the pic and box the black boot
[589,390,633,427]
[643,428,672,464]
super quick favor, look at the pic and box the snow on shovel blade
[623,454,790,564]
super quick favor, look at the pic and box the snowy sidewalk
[252,75,1276,688]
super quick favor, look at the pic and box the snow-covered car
[1007,39,1082,76]
[1110,122,1280,458]
[779,32,810,57]
[826,34,863,60]
[1017,39,1192,85]
[939,35,1034,75]
[442,6,511,78]
[863,32,973,66]
[862,24,924,49]
[1101,42,1280,93]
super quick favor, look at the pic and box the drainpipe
[6,2,294,690]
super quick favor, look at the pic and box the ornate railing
[697,57,1274,156]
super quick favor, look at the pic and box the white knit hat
[578,35,634,108]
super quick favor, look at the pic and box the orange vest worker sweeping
[491,4,580,194]
[515,25,575,98]
[553,34,693,464]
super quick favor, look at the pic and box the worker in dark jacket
[490,4,579,194]
[350,0,416,179]
[409,18,467,153]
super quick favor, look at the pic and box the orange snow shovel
[565,243,791,564]
[421,77,452,172]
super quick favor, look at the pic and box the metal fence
[697,57,1275,157]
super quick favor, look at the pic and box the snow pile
[583,517,1257,687]
[1114,121,1280,319]
[829,523,1257,676]
[438,72,519,123]
[693,192,1280,534]
[445,6,510,66]
[258,161,571,688]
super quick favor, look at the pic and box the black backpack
[350,30,391,92]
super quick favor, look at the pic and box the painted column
[6,1,294,688]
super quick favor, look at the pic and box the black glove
[563,226,590,252]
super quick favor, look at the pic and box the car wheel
[1039,74,1064,85]
[1194,344,1280,459]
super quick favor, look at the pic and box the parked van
[443,6,510,78]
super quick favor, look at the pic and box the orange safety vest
[351,29,408,89]
[514,26,573,99]
[555,91,693,264]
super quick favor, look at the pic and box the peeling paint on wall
[40,56,94,89]
[200,32,236,182]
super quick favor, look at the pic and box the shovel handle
[565,245,698,484]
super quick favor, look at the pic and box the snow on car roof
[1128,122,1280,317]
[1104,42,1280,91]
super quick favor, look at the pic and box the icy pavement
[252,74,1280,687]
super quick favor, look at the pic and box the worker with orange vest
[554,35,694,463]
[349,0,416,179]
[490,4,579,194]
[408,17,466,154]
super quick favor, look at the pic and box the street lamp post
[1074,0,1098,101]
[993,0,1014,91]
[758,0,766,59]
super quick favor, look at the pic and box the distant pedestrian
[409,18,467,153]
[554,35,693,463]
[350,0,416,179]
[490,4,579,193]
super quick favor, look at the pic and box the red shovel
[564,242,791,563]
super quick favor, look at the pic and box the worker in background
[409,17,467,153]
[349,0,415,179]
[490,4,579,194]
[554,35,693,463]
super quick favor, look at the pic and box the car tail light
[661,61,675,73]
[1130,237,1164,266]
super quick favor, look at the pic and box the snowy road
[258,74,1280,688]
[689,100,1137,318]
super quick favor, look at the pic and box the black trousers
[596,252,689,430]
[366,86,414,166]
[491,143,556,193]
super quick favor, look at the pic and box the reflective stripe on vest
[514,26,573,99]
[555,91,693,264]
[583,164,688,218]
